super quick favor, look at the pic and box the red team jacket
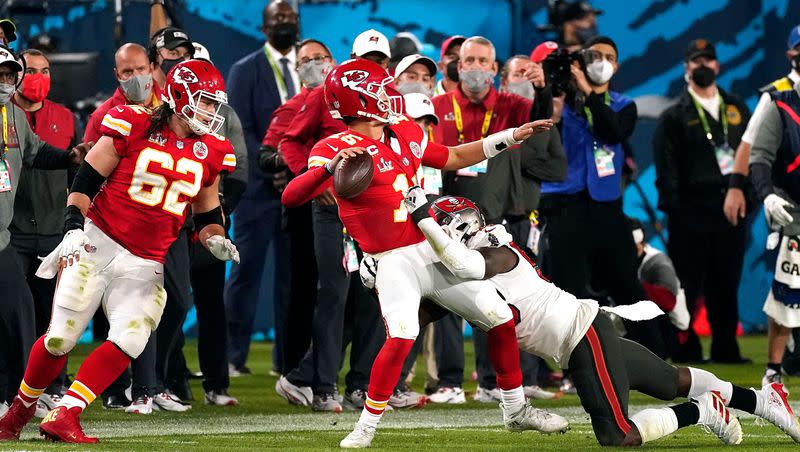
[283,116,449,254]
[89,105,236,263]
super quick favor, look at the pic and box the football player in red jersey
[281,59,559,448]
[0,60,239,443]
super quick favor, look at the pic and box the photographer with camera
[537,37,668,361]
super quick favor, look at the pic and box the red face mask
[20,73,50,103]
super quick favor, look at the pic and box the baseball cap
[394,54,437,78]
[193,42,213,64]
[0,46,22,72]
[154,27,193,52]
[352,29,391,59]
[788,25,800,50]
[561,1,603,22]
[440,35,466,60]
[403,93,439,125]
[530,41,559,63]
[390,32,423,63]
[685,39,716,62]
[0,19,16,44]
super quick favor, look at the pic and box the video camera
[541,47,582,96]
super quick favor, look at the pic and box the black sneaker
[103,393,131,410]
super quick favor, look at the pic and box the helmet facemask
[357,75,404,123]
[439,209,485,244]
[173,86,227,136]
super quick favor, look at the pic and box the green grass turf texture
[4,335,800,451]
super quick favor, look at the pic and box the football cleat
[125,395,153,414]
[427,386,466,404]
[0,398,36,441]
[0,402,7,420]
[342,389,366,412]
[275,376,313,406]
[524,385,563,400]
[154,391,191,412]
[340,423,376,448]
[102,392,131,410]
[35,392,62,419]
[474,386,502,403]
[754,382,800,442]
[39,406,98,444]
[559,377,578,395]
[693,391,742,445]
[762,368,783,387]
[312,393,343,413]
[205,389,239,406]
[502,402,569,433]
[389,386,426,409]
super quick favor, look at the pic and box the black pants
[281,202,316,374]
[667,212,746,362]
[0,245,36,403]
[190,238,230,392]
[539,194,666,357]
[568,313,678,446]
[10,234,67,393]
[434,313,464,388]
[341,275,384,392]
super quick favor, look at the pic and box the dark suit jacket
[227,47,284,202]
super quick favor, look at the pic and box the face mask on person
[297,59,332,89]
[574,24,598,45]
[118,73,153,103]
[791,54,800,72]
[396,81,434,98]
[459,69,494,94]
[269,23,299,50]
[690,65,716,88]
[19,73,50,103]
[505,80,534,99]
[445,59,460,82]
[585,59,614,85]
[161,57,182,75]
[0,82,14,105]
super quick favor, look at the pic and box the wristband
[64,205,85,234]
[728,172,748,191]
[410,201,432,224]
[482,128,519,159]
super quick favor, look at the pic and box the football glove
[764,193,794,230]
[359,255,378,290]
[403,186,430,223]
[206,235,240,263]
[59,229,95,266]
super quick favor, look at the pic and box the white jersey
[473,225,599,368]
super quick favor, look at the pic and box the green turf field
[4,335,800,451]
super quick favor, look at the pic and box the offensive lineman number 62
[128,148,204,216]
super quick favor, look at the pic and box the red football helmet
[324,58,403,123]
[431,196,485,243]
[163,59,227,135]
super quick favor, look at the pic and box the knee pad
[53,260,98,312]
[43,332,77,356]
[465,285,513,331]
[383,309,420,340]
[107,284,166,358]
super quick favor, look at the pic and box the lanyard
[583,91,610,130]
[263,44,289,101]
[1,105,7,155]
[427,125,435,143]
[452,96,492,144]
[690,93,727,146]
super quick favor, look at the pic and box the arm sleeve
[417,217,486,280]
[586,93,637,144]
[653,112,681,212]
[530,85,554,121]
[280,165,332,207]
[281,93,323,176]
[749,101,782,201]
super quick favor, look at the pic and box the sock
[670,401,700,427]
[688,367,732,402]
[17,336,68,408]
[767,362,782,373]
[358,337,414,428]
[728,386,757,414]
[630,408,679,443]
[500,387,526,412]
[487,320,523,391]
[58,341,131,413]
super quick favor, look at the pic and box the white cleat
[427,387,466,404]
[0,401,8,419]
[154,391,191,412]
[125,395,154,414]
[754,382,800,443]
[693,391,742,445]
[501,402,569,433]
[275,376,313,407]
[762,368,783,387]
[340,423,376,448]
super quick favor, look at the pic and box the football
[333,150,374,199]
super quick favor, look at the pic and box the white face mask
[586,59,614,85]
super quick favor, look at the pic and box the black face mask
[446,59,460,82]
[792,54,800,72]
[691,65,716,88]
[574,24,598,45]
[161,57,182,75]
[269,22,299,51]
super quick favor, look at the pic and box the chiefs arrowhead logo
[172,66,199,84]
[341,70,369,89]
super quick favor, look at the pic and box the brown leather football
[333,151,374,199]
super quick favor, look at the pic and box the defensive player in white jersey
[401,188,800,447]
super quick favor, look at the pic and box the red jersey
[84,85,162,144]
[88,105,236,263]
[307,116,449,254]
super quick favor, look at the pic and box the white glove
[359,255,378,289]
[206,235,240,263]
[764,193,794,229]
[403,185,429,218]
[59,229,95,267]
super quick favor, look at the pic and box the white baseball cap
[0,46,21,72]
[403,93,439,125]
[394,54,437,78]
[192,42,213,64]
[352,29,391,59]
